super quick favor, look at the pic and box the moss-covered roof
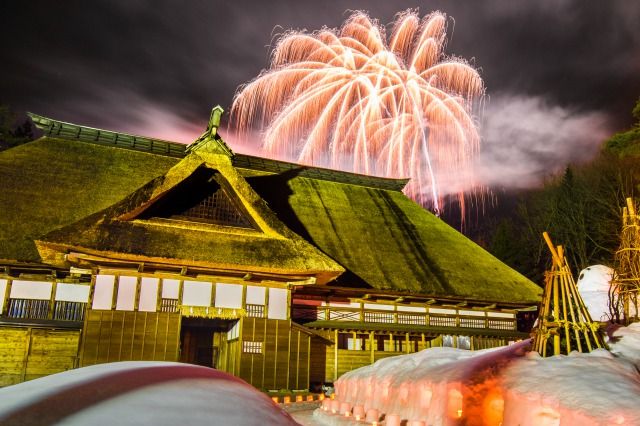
[246,172,542,304]
[36,138,344,282]
[2,114,541,305]
[0,137,178,262]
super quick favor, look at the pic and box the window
[337,333,368,350]
[443,335,454,348]
[458,336,471,350]
[243,341,262,354]
[246,304,265,318]
[228,321,240,340]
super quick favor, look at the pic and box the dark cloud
[1,0,638,168]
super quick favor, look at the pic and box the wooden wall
[238,317,312,390]
[79,310,180,366]
[0,327,80,386]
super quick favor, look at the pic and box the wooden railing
[53,301,86,322]
[4,299,87,322]
[6,299,50,320]
[291,305,517,331]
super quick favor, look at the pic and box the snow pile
[608,322,640,367]
[0,362,297,426]
[502,349,639,425]
[577,265,613,322]
[318,330,640,426]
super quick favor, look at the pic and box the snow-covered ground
[314,324,640,426]
[0,362,298,426]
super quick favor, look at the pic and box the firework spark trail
[231,10,484,213]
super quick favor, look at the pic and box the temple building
[0,108,541,389]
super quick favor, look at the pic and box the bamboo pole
[533,233,607,356]
[558,249,571,354]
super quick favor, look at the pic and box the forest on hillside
[471,98,640,283]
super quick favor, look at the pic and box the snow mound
[577,265,613,321]
[321,329,640,426]
[0,361,297,426]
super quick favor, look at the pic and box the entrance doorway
[180,317,236,369]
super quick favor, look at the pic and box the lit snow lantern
[366,408,380,422]
[339,402,351,416]
[386,413,401,426]
[447,388,463,419]
[352,405,365,420]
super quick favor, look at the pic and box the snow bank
[608,322,640,367]
[321,330,640,426]
[0,362,297,426]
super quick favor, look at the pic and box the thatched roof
[244,172,541,304]
[36,137,345,282]
[2,114,541,304]
[0,137,178,263]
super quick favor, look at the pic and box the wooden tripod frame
[532,232,606,356]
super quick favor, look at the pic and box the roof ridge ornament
[187,105,233,157]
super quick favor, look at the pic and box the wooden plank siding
[79,310,180,366]
[0,327,80,386]
[238,317,312,391]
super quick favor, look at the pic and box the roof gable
[134,167,256,229]
[35,137,344,283]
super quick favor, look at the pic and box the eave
[36,241,340,285]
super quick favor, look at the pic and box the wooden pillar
[2,279,12,315]
[296,329,301,389]
[111,275,118,310]
[274,320,279,387]
[369,332,375,364]
[134,276,141,311]
[21,328,32,382]
[156,278,163,312]
[262,317,267,389]
[48,281,57,319]
[333,329,338,381]
[306,334,311,390]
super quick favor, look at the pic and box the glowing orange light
[447,388,463,419]
[231,10,484,214]
[482,390,505,426]
[306,395,314,402]
[283,396,291,404]
[271,396,279,404]
[296,395,303,402]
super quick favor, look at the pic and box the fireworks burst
[231,10,484,212]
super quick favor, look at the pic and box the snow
[317,326,640,426]
[576,265,614,322]
[608,322,640,367]
[0,361,298,426]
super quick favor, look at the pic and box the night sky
[2,0,639,188]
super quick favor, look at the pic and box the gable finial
[208,105,224,137]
